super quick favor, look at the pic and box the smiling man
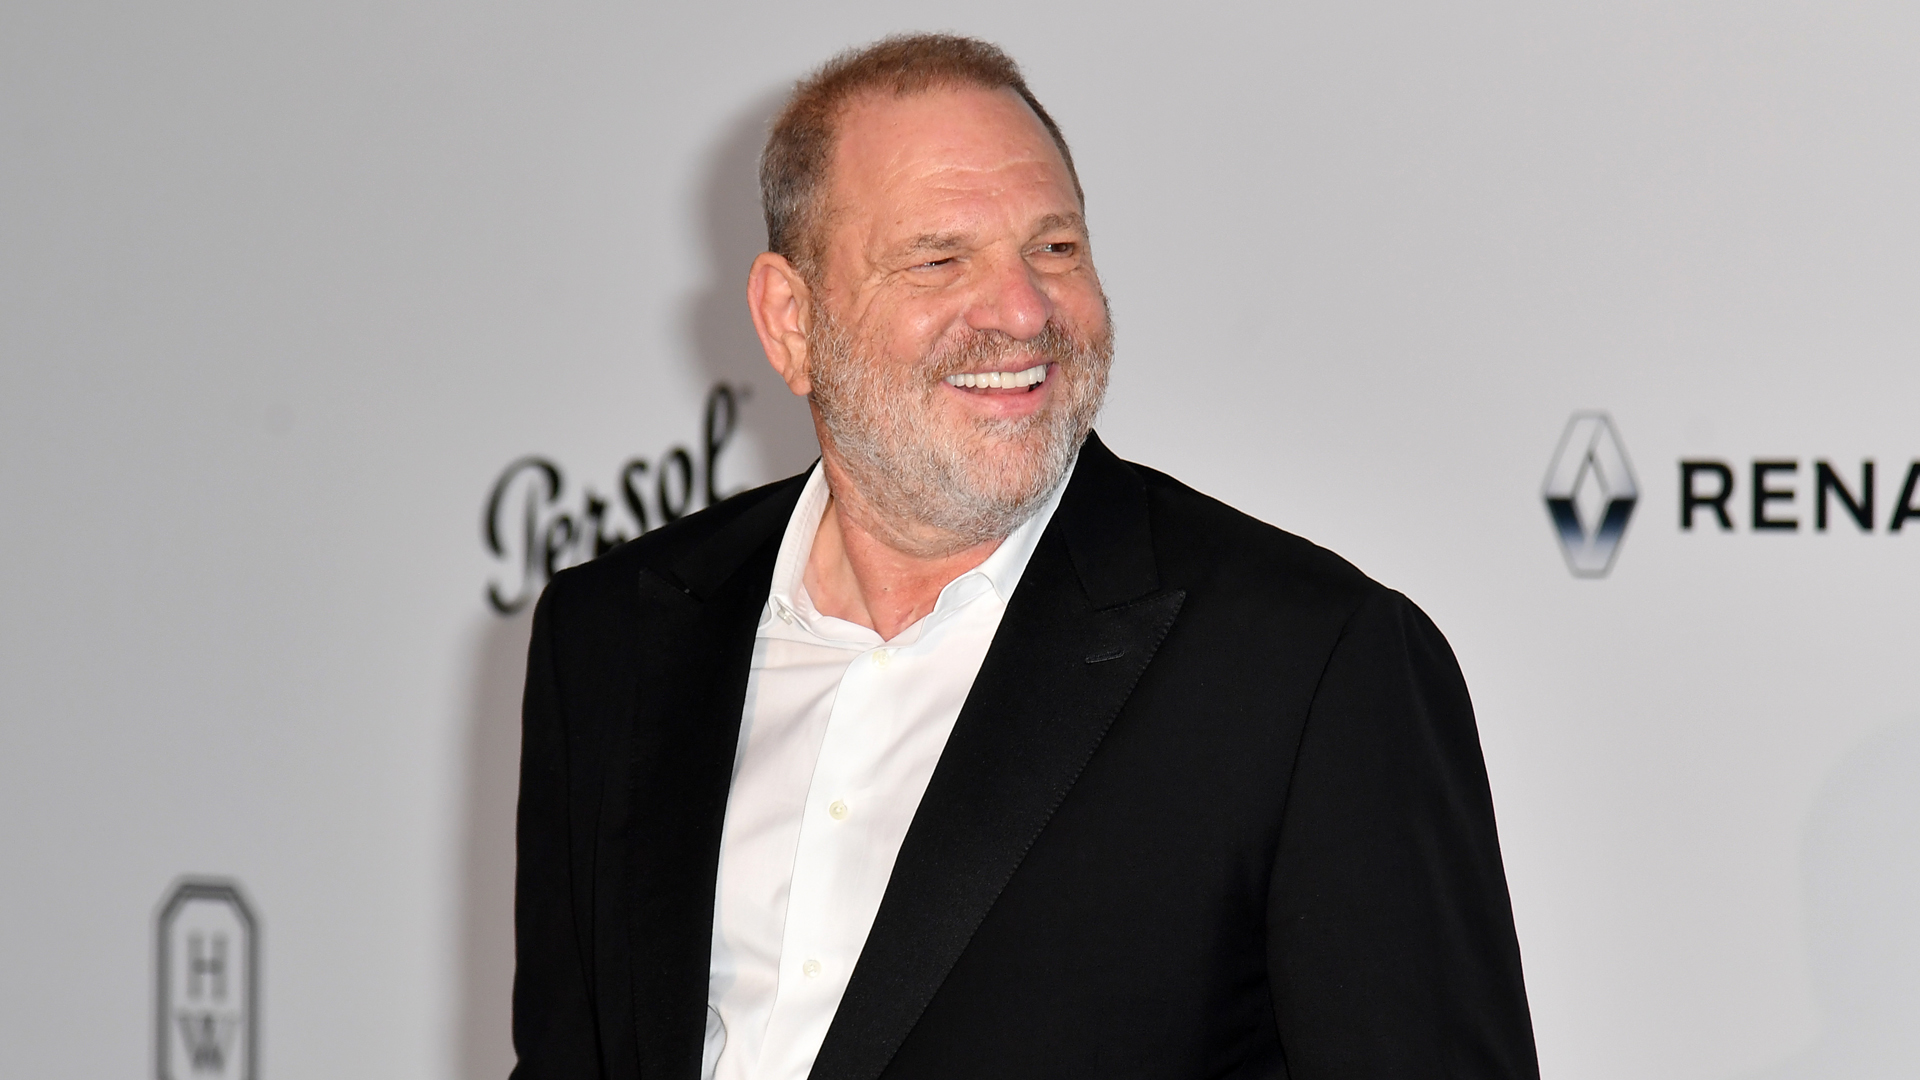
[511,34,1539,1080]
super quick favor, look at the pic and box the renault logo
[1544,413,1638,578]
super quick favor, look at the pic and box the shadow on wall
[455,607,534,1080]
[684,87,821,483]
[1740,718,1920,1080]
[453,89,819,1078]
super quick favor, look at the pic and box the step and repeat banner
[3,2,1914,1077]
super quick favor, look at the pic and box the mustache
[922,321,1099,380]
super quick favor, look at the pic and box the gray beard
[806,304,1113,557]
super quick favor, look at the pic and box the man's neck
[802,461,1004,641]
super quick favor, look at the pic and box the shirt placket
[762,638,893,1065]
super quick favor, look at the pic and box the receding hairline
[759,33,1085,279]
[813,84,1084,257]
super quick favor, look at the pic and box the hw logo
[1544,413,1638,577]
[157,880,257,1080]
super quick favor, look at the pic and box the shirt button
[802,959,822,979]
[777,606,795,625]
[828,799,850,820]
[870,649,891,668]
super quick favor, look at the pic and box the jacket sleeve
[1265,587,1539,1078]
[510,584,604,1079]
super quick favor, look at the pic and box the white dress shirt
[702,459,1073,1080]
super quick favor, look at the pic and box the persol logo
[482,383,747,614]
[1543,412,1639,578]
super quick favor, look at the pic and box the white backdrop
[3,2,1916,1077]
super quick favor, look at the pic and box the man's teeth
[943,363,1050,389]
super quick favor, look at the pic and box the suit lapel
[809,435,1186,1080]
[622,478,804,1080]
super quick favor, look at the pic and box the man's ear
[748,252,815,396]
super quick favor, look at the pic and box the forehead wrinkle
[825,88,1088,286]
[885,207,1081,262]
[869,175,1081,256]
[910,149,1075,201]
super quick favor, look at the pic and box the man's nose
[964,253,1053,341]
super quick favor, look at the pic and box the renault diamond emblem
[1543,412,1638,577]
[157,879,258,1080]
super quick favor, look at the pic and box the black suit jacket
[511,432,1538,1080]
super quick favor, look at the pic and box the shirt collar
[965,456,1074,604]
[763,455,1077,640]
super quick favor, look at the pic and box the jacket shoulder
[1126,460,1387,616]
[538,470,806,620]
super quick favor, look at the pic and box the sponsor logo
[156,880,258,1080]
[483,382,747,614]
[1680,458,1920,533]
[1544,412,1639,577]
[1543,410,1919,573]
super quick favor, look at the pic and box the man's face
[803,84,1112,549]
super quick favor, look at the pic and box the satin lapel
[623,484,798,1080]
[809,436,1185,1080]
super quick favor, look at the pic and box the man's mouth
[941,363,1050,390]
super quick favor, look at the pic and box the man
[513,33,1538,1080]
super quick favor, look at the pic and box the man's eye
[1038,242,1077,256]
[914,257,956,269]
